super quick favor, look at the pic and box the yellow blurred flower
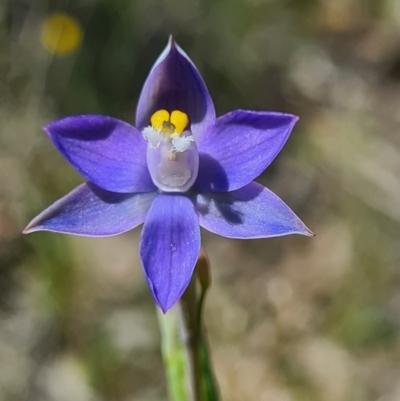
[41,13,83,55]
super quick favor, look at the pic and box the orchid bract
[24,37,312,312]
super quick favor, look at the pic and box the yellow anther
[151,110,170,131]
[170,110,189,135]
[150,109,189,137]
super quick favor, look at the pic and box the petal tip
[287,114,299,127]
[158,304,171,314]
[43,117,64,133]
[142,268,179,313]
[300,224,315,237]
[153,290,180,314]
[152,294,175,314]
[43,119,62,141]
[23,220,45,235]
[146,271,192,313]
[42,122,53,135]
[22,220,38,235]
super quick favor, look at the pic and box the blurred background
[1,0,400,400]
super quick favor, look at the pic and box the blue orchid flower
[24,37,313,312]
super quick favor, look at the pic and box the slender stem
[158,250,218,401]
[178,275,204,401]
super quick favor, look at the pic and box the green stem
[157,307,187,401]
[178,275,204,401]
[157,250,220,401]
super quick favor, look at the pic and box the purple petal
[195,110,298,192]
[23,183,157,236]
[45,115,155,193]
[196,182,313,238]
[135,36,215,140]
[140,194,200,312]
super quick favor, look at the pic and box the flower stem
[178,274,203,401]
[157,250,219,401]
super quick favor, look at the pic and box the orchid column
[24,37,312,401]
